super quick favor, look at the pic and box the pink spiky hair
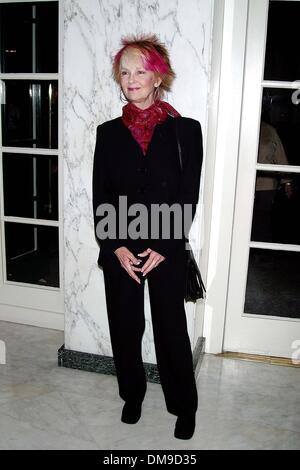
[112,34,176,95]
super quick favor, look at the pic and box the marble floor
[0,320,299,450]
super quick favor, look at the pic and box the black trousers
[102,247,198,416]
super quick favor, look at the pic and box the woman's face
[120,48,162,109]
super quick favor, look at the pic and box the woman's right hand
[114,247,142,284]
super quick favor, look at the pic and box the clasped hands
[114,247,166,284]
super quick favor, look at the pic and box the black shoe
[121,402,142,424]
[174,413,196,440]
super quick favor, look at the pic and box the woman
[92,34,203,440]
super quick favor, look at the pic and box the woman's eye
[121,71,128,76]
[138,70,146,74]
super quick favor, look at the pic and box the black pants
[102,247,198,416]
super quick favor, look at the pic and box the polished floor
[0,320,299,450]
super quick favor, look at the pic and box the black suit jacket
[92,115,203,267]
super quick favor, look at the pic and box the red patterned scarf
[122,99,181,155]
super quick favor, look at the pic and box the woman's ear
[154,75,162,88]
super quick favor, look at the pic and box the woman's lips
[128,88,140,91]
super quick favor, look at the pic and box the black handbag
[175,118,206,302]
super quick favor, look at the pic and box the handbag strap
[175,117,190,245]
[175,117,183,171]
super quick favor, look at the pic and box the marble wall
[63,0,213,362]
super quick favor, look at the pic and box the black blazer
[92,115,203,267]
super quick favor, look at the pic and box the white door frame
[202,0,250,353]
[204,0,300,356]
[0,0,64,330]
[224,0,300,358]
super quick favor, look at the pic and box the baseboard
[58,336,206,384]
[217,351,300,368]
[0,304,64,331]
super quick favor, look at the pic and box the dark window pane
[244,248,300,319]
[0,3,32,73]
[260,88,300,166]
[0,2,58,73]
[36,2,58,73]
[5,222,59,287]
[264,1,300,81]
[251,171,300,245]
[3,153,58,220]
[1,80,58,148]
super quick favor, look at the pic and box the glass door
[224,0,300,359]
[0,1,63,323]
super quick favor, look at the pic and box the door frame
[204,0,300,355]
[0,0,64,330]
[202,0,250,353]
[224,0,300,358]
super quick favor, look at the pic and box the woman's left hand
[137,248,166,276]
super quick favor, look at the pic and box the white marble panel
[63,0,213,362]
